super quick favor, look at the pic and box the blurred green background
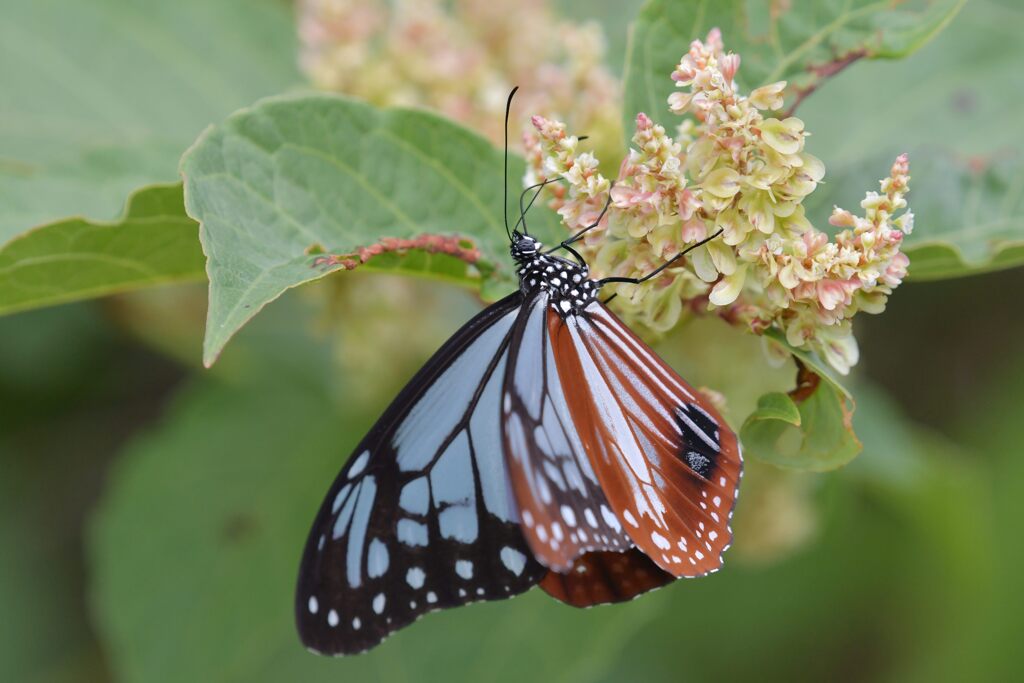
[2,0,1023,681]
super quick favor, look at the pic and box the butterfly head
[510,231,542,263]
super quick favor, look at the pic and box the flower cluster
[526,29,913,374]
[298,0,621,156]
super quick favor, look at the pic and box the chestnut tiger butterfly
[296,88,742,655]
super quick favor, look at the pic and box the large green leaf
[622,0,964,137]
[799,0,1024,164]
[0,0,299,245]
[0,185,203,315]
[741,330,861,471]
[181,94,561,366]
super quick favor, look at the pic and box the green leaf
[741,330,861,471]
[0,0,299,241]
[181,93,561,366]
[805,150,1024,281]
[622,0,965,138]
[0,185,204,315]
[746,392,802,426]
[799,0,1024,165]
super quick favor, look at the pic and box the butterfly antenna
[514,178,562,234]
[503,86,519,242]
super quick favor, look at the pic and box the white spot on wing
[560,505,577,527]
[500,546,527,576]
[373,593,386,614]
[406,567,425,589]
[601,504,623,532]
[455,560,474,580]
[307,596,318,614]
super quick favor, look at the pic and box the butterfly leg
[598,228,724,286]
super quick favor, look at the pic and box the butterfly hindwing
[296,292,546,655]
[501,291,636,572]
[547,302,742,577]
[539,548,675,607]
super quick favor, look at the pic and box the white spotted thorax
[509,233,600,316]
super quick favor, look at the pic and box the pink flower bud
[829,208,856,228]
[720,53,740,82]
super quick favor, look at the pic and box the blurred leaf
[181,94,561,366]
[0,300,190,683]
[622,0,964,137]
[845,382,993,683]
[805,151,1024,284]
[951,347,1024,680]
[741,331,860,471]
[0,0,298,240]
[741,373,860,472]
[1,440,107,683]
[0,185,204,316]
[799,0,1024,163]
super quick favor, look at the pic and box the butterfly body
[511,233,599,316]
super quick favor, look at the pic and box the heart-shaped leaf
[181,94,561,366]
[741,330,861,471]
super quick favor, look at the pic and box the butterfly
[295,89,742,656]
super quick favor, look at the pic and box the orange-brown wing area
[548,303,742,577]
[539,549,675,607]
[501,293,636,571]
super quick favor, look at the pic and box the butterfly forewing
[501,291,636,572]
[548,303,742,577]
[296,293,546,655]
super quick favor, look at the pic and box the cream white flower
[527,29,913,374]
